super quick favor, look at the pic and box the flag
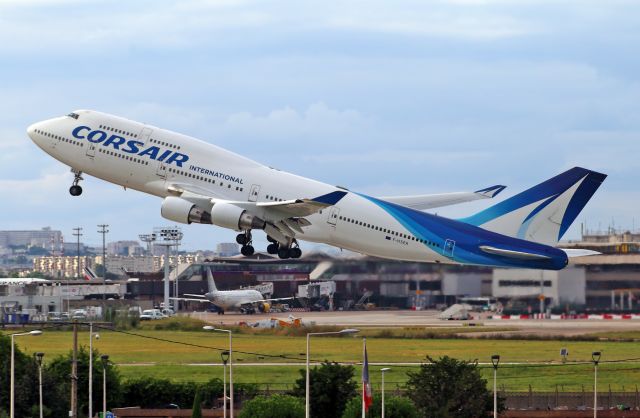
[362,338,373,414]
[83,267,97,281]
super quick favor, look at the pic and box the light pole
[203,326,234,418]
[221,350,230,418]
[11,330,42,418]
[88,323,100,418]
[101,354,109,418]
[35,352,45,418]
[380,367,390,418]
[491,354,500,418]
[97,224,109,313]
[592,351,601,418]
[306,329,360,418]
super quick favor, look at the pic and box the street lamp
[380,367,391,418]
[221,350,230,418]
[10,330,42,418]
[305,329,360,418]
[203,326,234,418]
[101,354,109,418]
[35,352,45,418]
[88,323,100,418]
[491,354,500,418]
[592,351,601,418]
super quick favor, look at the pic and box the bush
[290,362,358,418]
[405,356,504,418]
[239,394,304,418]
[342,395,419,418]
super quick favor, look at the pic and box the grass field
[5,327,640,392]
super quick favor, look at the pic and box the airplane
[27,110,606,270]
[171,268,293,314]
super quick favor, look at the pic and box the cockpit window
[67,112,79,119]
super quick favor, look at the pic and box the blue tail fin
[460,167,606,245]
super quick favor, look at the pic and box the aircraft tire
[69,185,83,196]
[267,243,278,254]
[278,248,290,259]
[241,245,254,256]
[290,247,302,258]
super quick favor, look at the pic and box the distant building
[0,227,62,251]
[216,242,240,257]
[492,267,586,308]
[107,240,144,256]
[33,255,95,279]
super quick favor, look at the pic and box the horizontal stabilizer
[479,245,552,260]
[561,248,601,258]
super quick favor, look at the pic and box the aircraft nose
[27,123,37,139]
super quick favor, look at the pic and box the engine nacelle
[161,196,212,225]
[258,302,271,313]
[210,202,266,231]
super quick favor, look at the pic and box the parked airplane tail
[459,167,607,245]
[206,267,217,292]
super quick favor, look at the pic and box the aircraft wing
[169,297,211,303]
[246,296,296,305]
[379,185,506,211]
[167,184,347,243]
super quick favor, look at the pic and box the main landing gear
[267,236,302,260]
[236,231,255,256]
[69,169,83,196]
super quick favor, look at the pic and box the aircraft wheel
[241,245,254,256]
[290,247,302,259]
[267,243,278,254]
[278,248,291,259]
[236,234,247,245]
[69,185,83,196]
[266,235,277,243]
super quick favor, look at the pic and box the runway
[189,310,640,336]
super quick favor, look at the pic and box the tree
[46,346,122,418]
[291,362,358,418]
[342,395,419,418]
[191,390,202,418]
[405,356,504,418]
[239,395,304,418]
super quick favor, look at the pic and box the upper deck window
[66,112,79,120]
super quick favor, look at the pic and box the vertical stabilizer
[460,167,606,245]
[206,267,217,292]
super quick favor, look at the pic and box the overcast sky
[0,0,637,251]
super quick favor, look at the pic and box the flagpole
[362,337,366,418]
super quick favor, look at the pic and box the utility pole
[72,227,83,313]
[98,224,109,315]
[70,322,78,418]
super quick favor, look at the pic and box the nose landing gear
[69,169,83,196]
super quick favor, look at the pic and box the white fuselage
[206,289,265,310]
[26,110,456,263]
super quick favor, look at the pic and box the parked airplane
[28,110,606,270]
[172,268,292,314]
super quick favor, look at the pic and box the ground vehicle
[140,309,165,320]
[72,309,88,319]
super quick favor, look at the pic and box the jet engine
[210,202,266,231]
[161,196,211,224]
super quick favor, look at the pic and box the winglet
[474,185,506,198]
[312,191,348,205]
